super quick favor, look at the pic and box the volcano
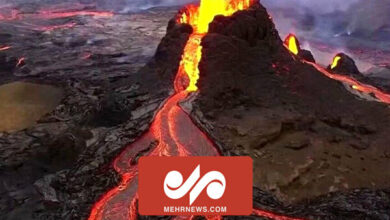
[1,0,390,220]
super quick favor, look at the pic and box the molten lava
[0,8,113,21]
[284,34,299,55]
[178,0,253,34]
[174,34,203,92]
[176,0,254,92]
[331,55,341,69]
[35,10,113,20]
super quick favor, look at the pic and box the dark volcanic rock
[0,53,17,73]
[87,92,135,127]
[299,49,315,63]
[190,2,390,216]
[327,53,361,76]
[365,65,390,92]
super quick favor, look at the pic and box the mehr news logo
[138,157,252,216]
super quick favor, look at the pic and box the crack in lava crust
[89,1,304,219]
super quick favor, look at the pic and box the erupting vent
[175,0,254,92]
[331,55,341,69]
[178,0,253,34]
[284,34,299,55]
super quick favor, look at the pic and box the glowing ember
[352,85,359,90]
[331,55,341,69]
[81,52,92,60]
[284,34,299,55]
[16,57,25,67]
[0,46,11,51]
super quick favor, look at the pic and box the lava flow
[35,9,113,20]
[285,34,390,104]
[89,1,303,220]
[0,8,113,22]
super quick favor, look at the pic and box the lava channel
[89,1,304,220]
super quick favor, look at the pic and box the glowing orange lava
[176,0,254,92]
[284,34,299,55]
[174,34,204,92]
[178,0,253,34]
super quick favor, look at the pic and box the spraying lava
[89,1,303,220]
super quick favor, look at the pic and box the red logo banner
[139,156,252,216]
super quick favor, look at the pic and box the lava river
[89,0,303,220]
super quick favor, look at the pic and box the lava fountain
[89,1,303,220]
